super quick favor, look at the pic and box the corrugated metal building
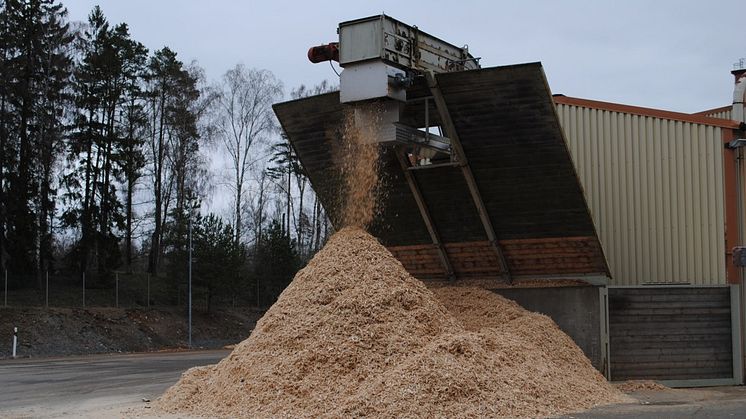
[555,91,745,385]
[555,96,741,286]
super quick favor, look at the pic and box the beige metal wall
[556,103,726,285]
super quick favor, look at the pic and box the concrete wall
[490,286,606,374]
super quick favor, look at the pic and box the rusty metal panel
[557,102,727,285]
[434,65,607,256]
[274,63,610,280]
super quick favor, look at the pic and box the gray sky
[67,0,742,114]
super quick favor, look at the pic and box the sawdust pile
[615,380,669,392]
[159,228,626,418]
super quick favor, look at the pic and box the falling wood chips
[158,228,629,418]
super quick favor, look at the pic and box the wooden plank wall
[608,287,734,381]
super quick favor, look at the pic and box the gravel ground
[0,306,264,358]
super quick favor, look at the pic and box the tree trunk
[99,102,116,277]
[0,93,7,274]
[148,91,166,275]
[286,165,291,242]
[81,107,94,274]
[234,165,242,247]
[297,180,304,258]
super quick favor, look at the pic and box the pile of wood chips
[158,228,627,418]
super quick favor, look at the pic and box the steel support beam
[407,161,460,171]
[395,149,455,280]
[425,71,512,281]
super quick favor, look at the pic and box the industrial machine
[275,16,612,373]
[274,15,610,285]
[309,15,479,162]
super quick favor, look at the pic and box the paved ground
[1,351,745,418]
[555,386,746,419]
[0,350,229,418]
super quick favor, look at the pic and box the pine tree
[254,219,299,308]
[1,0,72,286]
[192,213,244,312]
[62,6,146,283]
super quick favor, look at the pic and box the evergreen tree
[62,6,146,283]
[192,213,244,312]
[0,0,72,286]
[254,219,300,307]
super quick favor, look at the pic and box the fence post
[45,271,49,308]
[12,327,17,358]
[147,273,150,308]
[82,271,85,308]
[115,273,119,308]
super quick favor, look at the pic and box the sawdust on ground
[615,380,669,392]
[159,228,627,418]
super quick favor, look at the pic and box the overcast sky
[67,0,743,114]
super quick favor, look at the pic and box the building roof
[553,95,741,129]
[692,105,732,116]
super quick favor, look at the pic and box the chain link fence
[1,270,259,310]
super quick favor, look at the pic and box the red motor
[307,42,339,63]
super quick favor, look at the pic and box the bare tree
[213,65,282,246]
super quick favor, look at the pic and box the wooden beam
[425,71,512,282]
[395,149,455,280]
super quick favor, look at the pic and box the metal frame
[599,286,611,379]
[424,71,511,281]
[607,284,744,387]
[407,161,460,171]
[730,284,744,385]
[395,150,455,280]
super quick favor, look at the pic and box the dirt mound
[0,306,260,358]
[159,228,625,418]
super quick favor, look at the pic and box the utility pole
[188,214,192,349]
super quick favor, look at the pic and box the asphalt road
[1,350,746,418]
[0,350,229,418]
[556,386,746,419]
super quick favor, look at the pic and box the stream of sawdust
[337,105,385,229]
